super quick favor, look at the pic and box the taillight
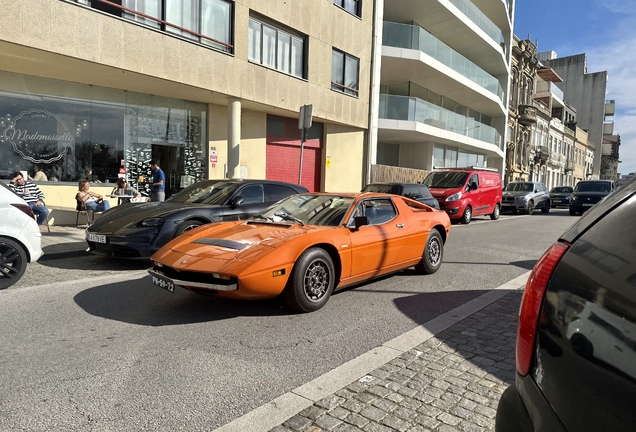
[516,241,570,376]
[11,203,35,219]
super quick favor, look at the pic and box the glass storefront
[0,74,207,197]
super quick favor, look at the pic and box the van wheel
[490,204,500,220]
[415,229,443,274]
[461,206,472,224]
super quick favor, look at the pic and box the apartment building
[0,0,373,206]
[368,0,514,178]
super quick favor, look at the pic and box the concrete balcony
[383,0,509,77]
[605,100,615,117]
[604,121,614,135]
[518,104,537,126]
[381,22,506,116]
[379,94,503,150]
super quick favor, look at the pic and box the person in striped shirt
[10,171,50,225]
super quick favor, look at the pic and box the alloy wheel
[0,242,24,289]
[427,237,442,267]
[303,259,330,302]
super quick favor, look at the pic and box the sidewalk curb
[213,272,530,432]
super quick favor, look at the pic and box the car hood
[572,191,610,199]
[169,222,324,260]
[428,187,461,198]
[89,202,222,232]
[502,191,532,198]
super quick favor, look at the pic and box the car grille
[503,197,515,203]
[91,243,142,258]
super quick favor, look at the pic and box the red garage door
[266,141,321,192]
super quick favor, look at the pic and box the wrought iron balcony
[565,160,575,172]
[534,145,550,164]
[518,104,537,126]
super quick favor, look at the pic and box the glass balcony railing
[447,0,504,45]
[383,22,505,104]
[379,94,503,150]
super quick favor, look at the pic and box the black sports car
[85,179,308,258]
[361,182,440,210]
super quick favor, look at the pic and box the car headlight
[141,217,165,227]
[445,192,462,202]
[571,196,578,201]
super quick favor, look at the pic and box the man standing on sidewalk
[149,159,166,202]
[9,171,50,225]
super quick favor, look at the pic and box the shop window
[0,78,207,198]
[331,49,359,97]
[249,17,306,79]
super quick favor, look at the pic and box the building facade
[0,0,374,206]
[539,52,613,180]
[368,0,514,177]
[505,35,539,183]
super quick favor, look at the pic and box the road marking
[213,271,531,432]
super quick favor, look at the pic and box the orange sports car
[148,192,451,312]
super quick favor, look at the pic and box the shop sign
[0,109,72,163]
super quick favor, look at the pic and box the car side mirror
[230,195,244,209]
[353,216,369,230]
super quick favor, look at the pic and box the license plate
[553,200,562,203]
[87,233,106,243]
[152,274,175,293]
[583,203,594,207]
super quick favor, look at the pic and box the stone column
[227,97,241,179]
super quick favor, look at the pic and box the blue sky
[514,0,636,176]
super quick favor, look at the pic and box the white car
[0,182,43,289]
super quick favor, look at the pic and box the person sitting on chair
[77,180,111,212]
[31,164,48,182]
[111,178,141,203]
[9,171,49,225]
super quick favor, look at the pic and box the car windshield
[362,184,400,194]
[423,172,468,188]
[551,187,573,193]
[250,194,354,226]
[505,182,534,192]
[167,181,237,205]
[575,182,611,193]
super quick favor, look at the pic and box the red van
[422,167,502,224]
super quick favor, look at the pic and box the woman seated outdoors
[77,180,111,212]
[111,178,141,203]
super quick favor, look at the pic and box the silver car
[501,181,550,214]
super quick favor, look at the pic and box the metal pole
[298,128,306,185]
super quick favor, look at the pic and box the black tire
[283,248,335,313]
[526,200,535,215]
[415,229,444,274]
[541,201,550,214]
[461,206,472,224]
[174,220,203,237]
[490,203,500,220]
[0,238,28,290]
[569,208,576,216]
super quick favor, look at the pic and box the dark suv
[495,177,636,432]
[362,182,440,209]
[569,180,615,215]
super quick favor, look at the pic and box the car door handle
[396,223,404,229]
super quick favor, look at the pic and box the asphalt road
[0,210,577,431]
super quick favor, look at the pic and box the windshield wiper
[274,211,305,226]
[248,214,273,223]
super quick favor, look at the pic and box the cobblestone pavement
[270,291,521,432]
